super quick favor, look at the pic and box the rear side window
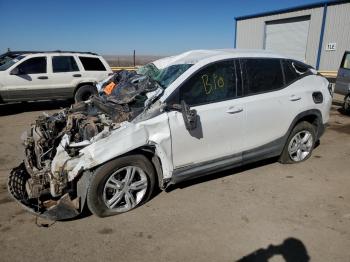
[79,57,106,71]
[242,58,283,95]
[179,60,237,106]
[341,53,350,69]
[282,60,312,85]
[16,57,47,74]
[52,56,79,73]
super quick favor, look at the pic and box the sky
[0,0,326,56]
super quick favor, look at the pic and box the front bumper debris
[8,163,80,221]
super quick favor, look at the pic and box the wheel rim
[103,166,148,212]
[288,130,313,162]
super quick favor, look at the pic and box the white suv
[0,51,113,103]
[8,50,332,220]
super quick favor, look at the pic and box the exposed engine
[8,71,163,220]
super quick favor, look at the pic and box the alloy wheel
[103,166,148,212]
[288,130,313,162]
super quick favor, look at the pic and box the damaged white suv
[8,50,332,220]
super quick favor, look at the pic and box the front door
[48,55,81,98]
[168,60,245,169]
[3,56,49,101]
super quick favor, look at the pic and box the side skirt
[169,137,285,186]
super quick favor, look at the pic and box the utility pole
[133,50,136,67]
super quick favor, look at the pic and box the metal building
[234,0,350,76]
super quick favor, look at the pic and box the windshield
[0,55,25,71]
[137,63,192,88]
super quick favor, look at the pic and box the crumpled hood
[98,70,162,106]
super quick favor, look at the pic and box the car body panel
[335,51,350,96]
[168,98,245,168]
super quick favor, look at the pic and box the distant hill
[103,55,165,67]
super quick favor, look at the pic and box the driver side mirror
[180,100,197,131]
[167,100,198,131]
[10,67,21,75]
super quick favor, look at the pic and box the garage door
[265,16,310,62]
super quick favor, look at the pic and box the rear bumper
[8,163,81,221]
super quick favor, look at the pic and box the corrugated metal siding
[319,3,350,70]
[236,7,324,67]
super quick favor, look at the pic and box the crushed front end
[8,70,163,220]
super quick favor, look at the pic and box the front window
[14,57,47,74]
[137,63,192,88]
[179,60,237,106]
[0,56,25,71]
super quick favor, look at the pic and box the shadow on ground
[0,100,72,116]
[236,237,310,262]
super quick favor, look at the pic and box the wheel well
[74,82,94,95]
[296,114,319,129]
[293,113,322,138]
[120,146,165,190]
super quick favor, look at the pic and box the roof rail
[1,50,98,56]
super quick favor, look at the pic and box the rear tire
[279,121,316,164]
[87,155,156,217]
[74,85,97,103]
[343,94,350,115]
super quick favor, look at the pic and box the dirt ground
[0,96,349,262]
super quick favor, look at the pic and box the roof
[235,0,349,21]
[153,49,285,69]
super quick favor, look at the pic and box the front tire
[279,121,316,164]
[87,155,156,217]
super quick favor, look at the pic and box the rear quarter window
[282,60,312,85]
[79,57,106,71]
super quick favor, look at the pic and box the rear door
[335,51,350,96]
[240,58,299,153]
[3,56,50,101]
[47,55,81,98]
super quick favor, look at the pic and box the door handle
[73,74,81,77]
[289,95,301,101]
[226,106,243,114]
[37,76,48,80]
